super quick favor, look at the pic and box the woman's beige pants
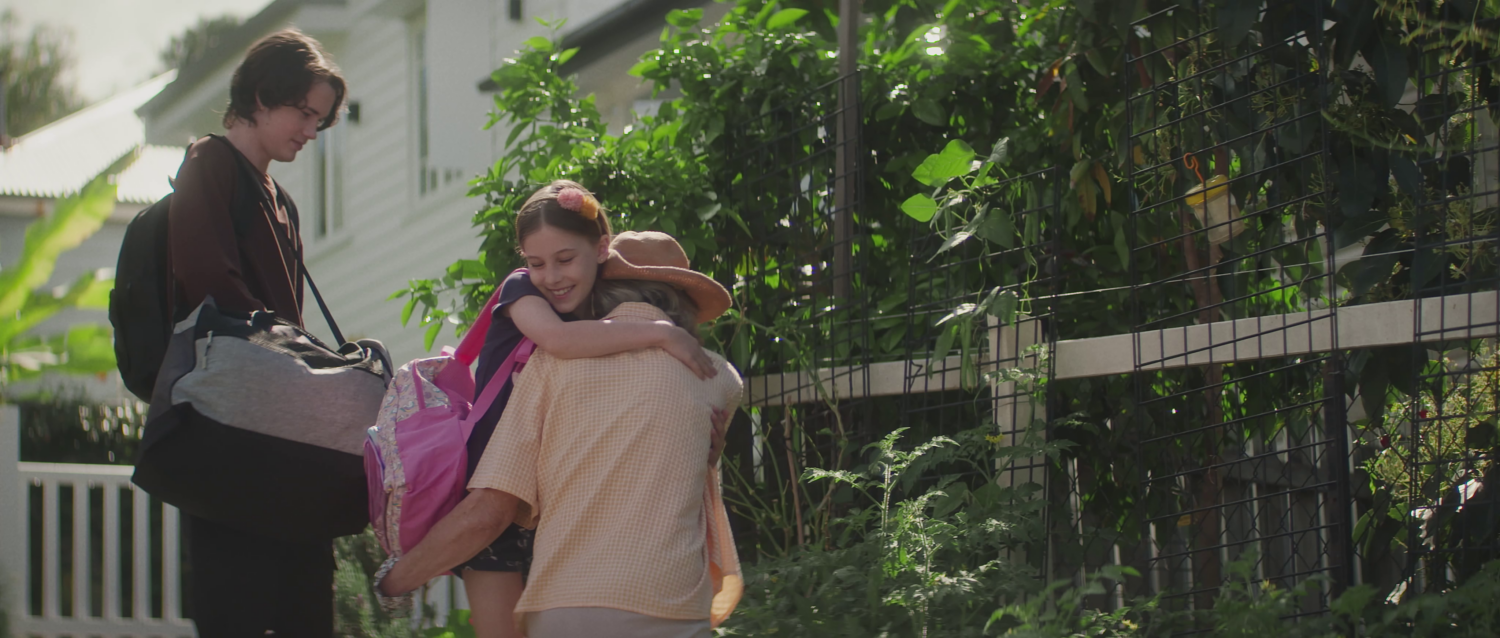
[525,607,711,638]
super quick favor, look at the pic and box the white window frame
[409,6,469,203]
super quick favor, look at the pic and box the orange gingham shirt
[469,302,745,627]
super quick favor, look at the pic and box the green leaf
[1,160,122,319]
[911,140,976,187]
[912,98,947,126]
[1023,209,1041,245]
[523,36,554,52]
[932,483,968,517]
[751,1,779,27]
[6,323,116,380]
[554,47,578,66]
[401,296,419,327]
[424,320,444,352]
[66,270,112,309]
[731,329,751,370]
[987,289,1019,324]
[937,303,978,326]
[696,202,723,221]
[935,231,973,255]
[446,259,489,281]
[1359,352,1391,422]
[900,194,938,222]
[1114,224,1131,270]
[987,137,1010,165]
[932,323,958,362]
[976,211,1016,249]
[1363,35,1409,108]
[1216,0,1258,48]
[766,8,809,29]
[666,8,704,28]
[1390,152,1421,201]
[1377,345,1425,398]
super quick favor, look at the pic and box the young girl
[457,180,720,637]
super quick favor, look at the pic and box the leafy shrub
[723,426,1061,636]
[17,389,143,464]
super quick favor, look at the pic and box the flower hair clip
[557,187,601,220]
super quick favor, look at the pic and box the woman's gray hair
[587,279,700,337]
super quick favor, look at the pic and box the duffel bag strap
[303,270,345,346]
[212,134,348,347]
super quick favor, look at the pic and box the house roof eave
[476,0,709,92]
[138,0,348,120]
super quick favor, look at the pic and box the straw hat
[601,231,732,324]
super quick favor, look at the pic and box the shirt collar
[603,302,671,324]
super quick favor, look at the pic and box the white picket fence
[0,406,466,638]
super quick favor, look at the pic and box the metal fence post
[0,405,24,623]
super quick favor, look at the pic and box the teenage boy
[167,29,346,637]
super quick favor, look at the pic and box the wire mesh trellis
[716,70,875,558]
[1382,13,1500,597]
[1122,0,1349,619]
[899,166,1063,575]
[715,0,1500,624]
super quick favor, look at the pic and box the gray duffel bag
[133,296,392,542]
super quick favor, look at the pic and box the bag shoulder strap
[209,135,346,346]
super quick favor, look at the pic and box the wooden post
[1177,149,1228,609]
[0,405,23,623]
[832,0,860,301]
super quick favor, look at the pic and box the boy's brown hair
[224,29,345,130]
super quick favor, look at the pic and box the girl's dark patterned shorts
[457,523,533,572]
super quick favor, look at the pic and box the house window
[311,125,343,238]
[411,2,471,197]
[412,18,439,196]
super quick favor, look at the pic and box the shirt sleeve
[492,269,543,321]
[167,138,264,315]
[468,351,551,529]
[718,358,745,414]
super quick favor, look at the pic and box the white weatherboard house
[0,72,182,401]
[1,0,715,634]
[139,0,717,366]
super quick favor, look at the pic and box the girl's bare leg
[461,570,524,638]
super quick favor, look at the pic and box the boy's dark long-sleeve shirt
[167,136,304,326]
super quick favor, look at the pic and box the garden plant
[384,0,1500,634]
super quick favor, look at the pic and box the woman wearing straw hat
[378,231,744,638]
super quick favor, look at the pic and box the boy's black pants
[185,514,335,638]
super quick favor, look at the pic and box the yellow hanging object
[1184,174,1243,245]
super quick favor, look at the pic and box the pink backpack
[364,272,535,559]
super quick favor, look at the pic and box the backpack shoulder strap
[203,135,260,241]
[460,337,536,439]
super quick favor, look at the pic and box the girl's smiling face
[520,223,610,315]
